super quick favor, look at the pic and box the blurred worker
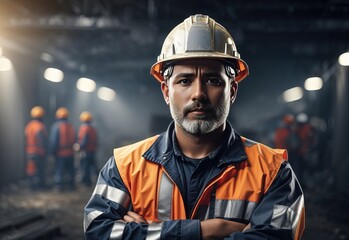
[84,14,305,239]
[24,106,48,190]
[296,113,317,186]
[296,113,316,158]
[77,111,98,187]
[50,107,76,191]
[274,114,300,150]
[274,114,302,180]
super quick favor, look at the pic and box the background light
[76,77,96,92]
[338,52,349,66]
[304,77,323,91]
[282,87,303,102]
[44,67,64,82]
[97,87,115,101]
[40,53,54,63]
[0,57,13,71]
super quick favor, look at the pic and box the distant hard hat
[150,14,249,83]
[80,111,92,122]
[282,114,295,124]
[30,106,45,118]
[56,107,69,119]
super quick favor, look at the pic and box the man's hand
[123,211,152,224]
[201,218,247,240]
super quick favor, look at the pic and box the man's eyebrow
[202,72,221,77]
[173,73,195,78]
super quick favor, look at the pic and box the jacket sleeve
[84,157,201,240]
[78,126,88,149]
[37,125,48,153]
[226,162,305,240]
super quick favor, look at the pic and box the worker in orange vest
[84,14,305,240]
[76,111,98,187]
[25,106,48,190]
[50,107,76,191]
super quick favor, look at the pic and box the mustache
[183,101,215,115]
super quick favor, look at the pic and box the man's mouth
[190,107,205,112]
[183,101,214,117]
[187,107,211,117]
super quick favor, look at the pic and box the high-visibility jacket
[25,119,47,156]
[84,123,305,240]
[50,119,75,157]
[78,123,97,153]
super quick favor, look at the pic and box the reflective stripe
[110,220,126,240]
[93,184,130,208]
[214,199,257,221]
[146,222,163,240]
[84,210,103,232]
[271,195,304,236]
[244,138,257,147]
[157,172,173,220]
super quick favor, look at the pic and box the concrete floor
[0,183,348,239]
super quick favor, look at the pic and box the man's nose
[191,79,207,101]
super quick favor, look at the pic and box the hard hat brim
[150,55,249,83]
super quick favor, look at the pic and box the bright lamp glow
[338,52,349,66]
[97,87,115,101]
[76,77,96,92]
[282,87,303,102]
[44,68,64,82]
[304,77,323,91]
[0,57,13,71]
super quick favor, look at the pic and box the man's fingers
[124,211,147,224]
[123,214,134,222]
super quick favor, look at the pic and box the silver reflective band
[146,222,163,240]
[93,184,130,208]
[243,138,257,147]
[110,220,126,240]
[158,172,173,220]
[214,199,257,221]
[84,210,103,232]
[271,195,304,237]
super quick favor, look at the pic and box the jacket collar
[142,121,247,166]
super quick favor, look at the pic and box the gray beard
[169,100,230,135]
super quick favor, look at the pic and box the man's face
[161,59,238,135]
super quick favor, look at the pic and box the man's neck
[174,123,226,159]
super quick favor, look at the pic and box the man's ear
[161,81,170,105]
[230,80,238,104]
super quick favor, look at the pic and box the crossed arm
[124,210,249,240]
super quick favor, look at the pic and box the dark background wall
[0,0,348,191]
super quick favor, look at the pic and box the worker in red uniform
[25,106,48,190]
[274,114,302,181]
[50,107,76,191]
[84,14,305,240]
[77,111,98,187]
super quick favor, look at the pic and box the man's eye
[178,79,191,85]
[206,78,223,86]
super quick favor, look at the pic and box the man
[84,14,305,240]
[25,106,48,190]
[77,111,98,187]
[50,107,76,191]
[274,114,302,182]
